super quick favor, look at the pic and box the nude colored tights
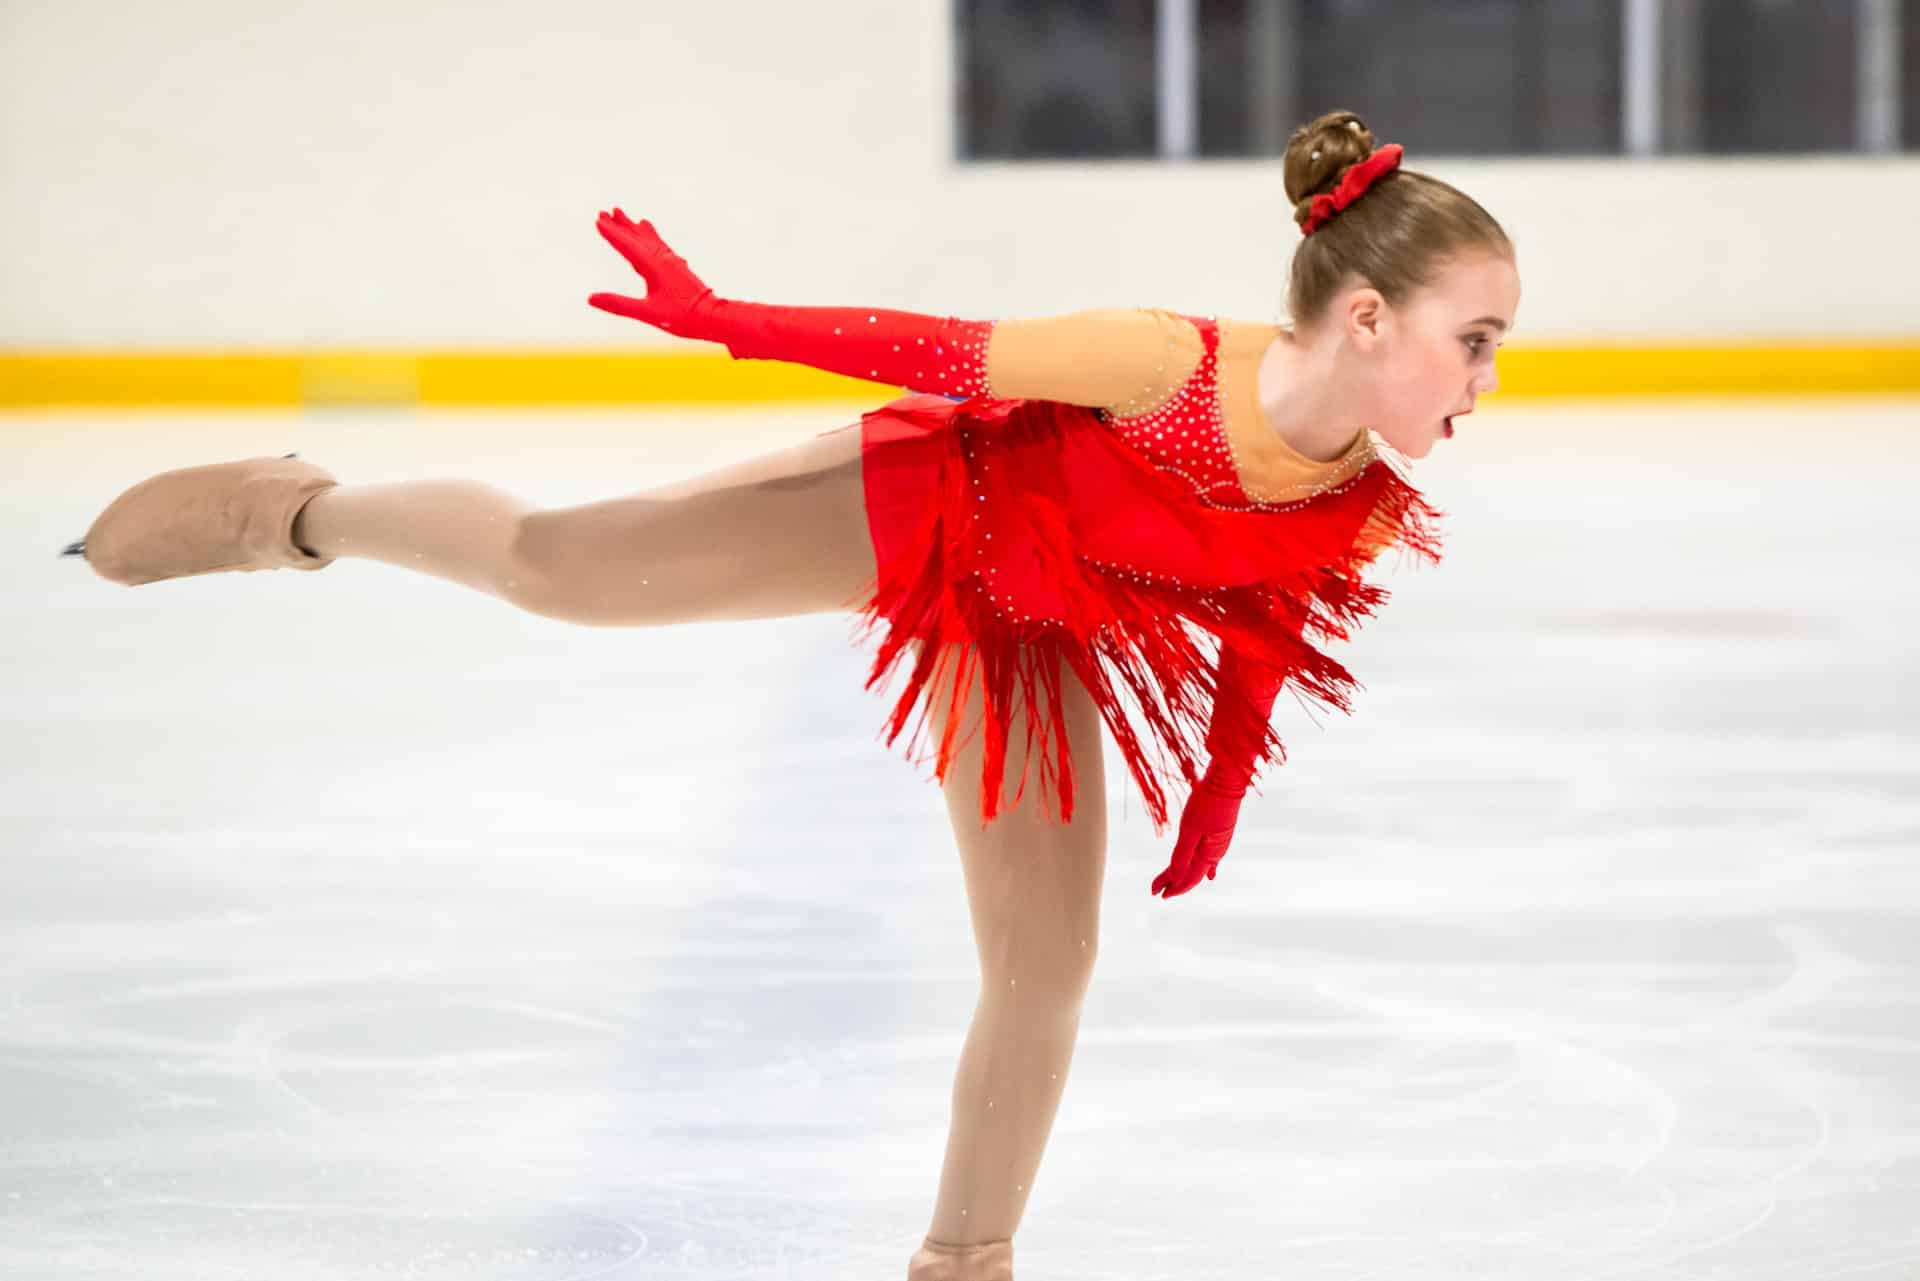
[289,424,1106,1271]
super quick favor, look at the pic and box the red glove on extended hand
[588,209,995,398]
[587,209,727,339]
[1151,645,1287,899]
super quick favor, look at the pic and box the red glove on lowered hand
[588,209,996,398]
[1151,644,1287,899]
[1152,776,1247,898]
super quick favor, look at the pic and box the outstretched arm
[588,210,1201,413]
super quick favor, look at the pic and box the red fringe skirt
[852,393,1442,831]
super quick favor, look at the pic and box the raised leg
[292,422,878,624]
[291,478,536,601]
[908,643,1108,1279]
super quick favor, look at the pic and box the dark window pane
[1904,0,1920,151]
[958,0,1158,159]
[1290,0,1623,156]
[1197,0,1619,157]
[1198,0,1257,156]
[1676,0,1857,153]
[957,0,1897,161]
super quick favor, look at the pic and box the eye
[1464,336,1487,356]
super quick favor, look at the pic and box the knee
[1060,925,1101,995]
[502,511,618,624]
[498,517,572,619]
[500,508,547,587]
[982,928,1100,1010]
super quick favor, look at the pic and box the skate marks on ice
[4,403,1920,1278]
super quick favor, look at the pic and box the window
[1674,0,1858,152]
[956,0,1917,158]
[958,0,1159,158]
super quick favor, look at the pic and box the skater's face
[1344,251,1521,460]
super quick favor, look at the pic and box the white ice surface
[3,398,1918,1280]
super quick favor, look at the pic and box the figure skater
[65,111,1519,1279]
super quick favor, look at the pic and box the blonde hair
[1283,110,1512,334]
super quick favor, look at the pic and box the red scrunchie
[1299,143,1404,237]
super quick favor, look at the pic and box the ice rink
[4,397,1918,1279]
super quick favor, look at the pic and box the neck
[1257,329,1370,463]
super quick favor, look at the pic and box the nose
[1473,356,1500,397]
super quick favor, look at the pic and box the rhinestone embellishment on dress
[1097,316,1364,511]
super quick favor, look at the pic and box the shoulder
[991,307,1205,358]
[1215,316,1282,359]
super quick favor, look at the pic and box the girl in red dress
[69,111,1519,1280]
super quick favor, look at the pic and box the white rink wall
[3,0,1917,347]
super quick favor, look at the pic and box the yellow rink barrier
[2,343,1917,408]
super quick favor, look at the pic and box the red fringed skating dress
[838,307,1445,831]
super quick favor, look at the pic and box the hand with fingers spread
[587,209,727,340]
[585,205,999,397]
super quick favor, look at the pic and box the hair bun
[1284,110,1378,228]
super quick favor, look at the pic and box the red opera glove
[589,209,995,398]
[586,209,727,339]
[1151,645,1287,899]
[1152,776,1246,898]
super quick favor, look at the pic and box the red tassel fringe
[849,394,1444,833]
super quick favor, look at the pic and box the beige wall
[4,0,1916,346]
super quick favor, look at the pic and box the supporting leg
[908,643,1108,1279]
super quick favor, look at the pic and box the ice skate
[65,452,338,586]
[906,1236,1013,1281]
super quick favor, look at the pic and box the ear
[1343,286,1386,352]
